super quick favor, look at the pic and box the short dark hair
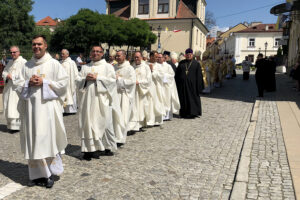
[91,45,103,51]
[258,53,263,57]
[32,34,47,44]
[134,51,142,57]
[117,50,126,57]
[150,51,158,57]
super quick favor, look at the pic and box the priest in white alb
[60,49,79,114]
[77,46,124,160]
[146,51,165,126]
[114,50,136,141]
[129,51,152,130]
[157,53,180,120]
[2,46,26,131]
[15,35,69,188]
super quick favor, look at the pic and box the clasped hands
[86,73,97,81]
[29,75,43,86]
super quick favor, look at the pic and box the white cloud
[209,26,229,37]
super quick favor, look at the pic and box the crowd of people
[2,35,211,188]
[2,33,281,188]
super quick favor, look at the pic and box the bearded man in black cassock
[175,48,204,118]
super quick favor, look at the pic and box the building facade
[106,0,208,55]
[36,16,60,32]
[220,24,283,64]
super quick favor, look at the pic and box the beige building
[220,24,283,64]
[106,0,208,55]
[286,10,300,67]
[206,23,248,60]
[270,0,300,68]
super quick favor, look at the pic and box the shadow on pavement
[0,159,28,186]
[0,124,11,134]
[65,144,82,160]
[202,72,300,109]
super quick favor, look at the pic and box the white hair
[170,52,178,60]
[62,49,69,55]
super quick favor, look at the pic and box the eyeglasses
[10,51,19,54]
[91,50,103,53]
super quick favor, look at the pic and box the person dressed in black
[255,53,266,97]
[175,48,204,118]
[163,51,177,72]
[265,56,276,92]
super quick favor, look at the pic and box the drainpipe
[190,19,194,48]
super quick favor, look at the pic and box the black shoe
[91,152,100,159]
[105,149,114,156]
[45,177,54,188]
[82,152,92,161]
[28,180,36,187]
[117,143,124,147]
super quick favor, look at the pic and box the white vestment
[14,53,68,180]
[77,59,124,152]
[114,61,136,141]
[159,62,180,120]
[146,62,165,126]
[60,57,79,113]
[129,62,152,130]
[2,56,26,130]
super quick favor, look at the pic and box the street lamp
[259,47,261,54]
[264,42,268,57]
[157,25,162,52]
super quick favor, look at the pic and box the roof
[112,5,130,20]
[176,1,198,19]
[36,16,57,26]
[206,36,216,45]
[236,24,283,33]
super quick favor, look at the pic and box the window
[138,0,149,14]
[275,38,281,46]
[248,38,255,47]
[248,55,254,62]
[158,0,169,14]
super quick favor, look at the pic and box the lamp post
[157,25,162,52]
[259,47,261,54]
[264,42,268,58]
[224,37,227,55]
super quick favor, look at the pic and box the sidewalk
[232,73,299,200]
[276,75,300,199]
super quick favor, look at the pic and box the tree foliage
[205,10,217,31]
[50,9,157,55]
[0,0,35,51]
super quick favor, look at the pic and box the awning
[270,3,292,15]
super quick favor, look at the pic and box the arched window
[139,0,149,14]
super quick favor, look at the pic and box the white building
[220,24,283,64]
[106,0,208,55]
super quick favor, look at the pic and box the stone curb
[230,100,260,200]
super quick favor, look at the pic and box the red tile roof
[206,36,216,46]
[111,5,130,20]
[236,24,282,33]
[176,1,198,19]
[36,16,57,26]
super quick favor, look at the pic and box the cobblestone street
[0,71,296,200]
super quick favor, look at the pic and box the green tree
[51,9,103,55]
[0,0,35,51]
[205,10,216,31]
[51,9,157,55]
[125,18,157,48]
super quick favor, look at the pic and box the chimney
[265,25,269,31]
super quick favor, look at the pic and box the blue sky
[31,0,284,30]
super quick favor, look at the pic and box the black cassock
[175,59,204,118]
